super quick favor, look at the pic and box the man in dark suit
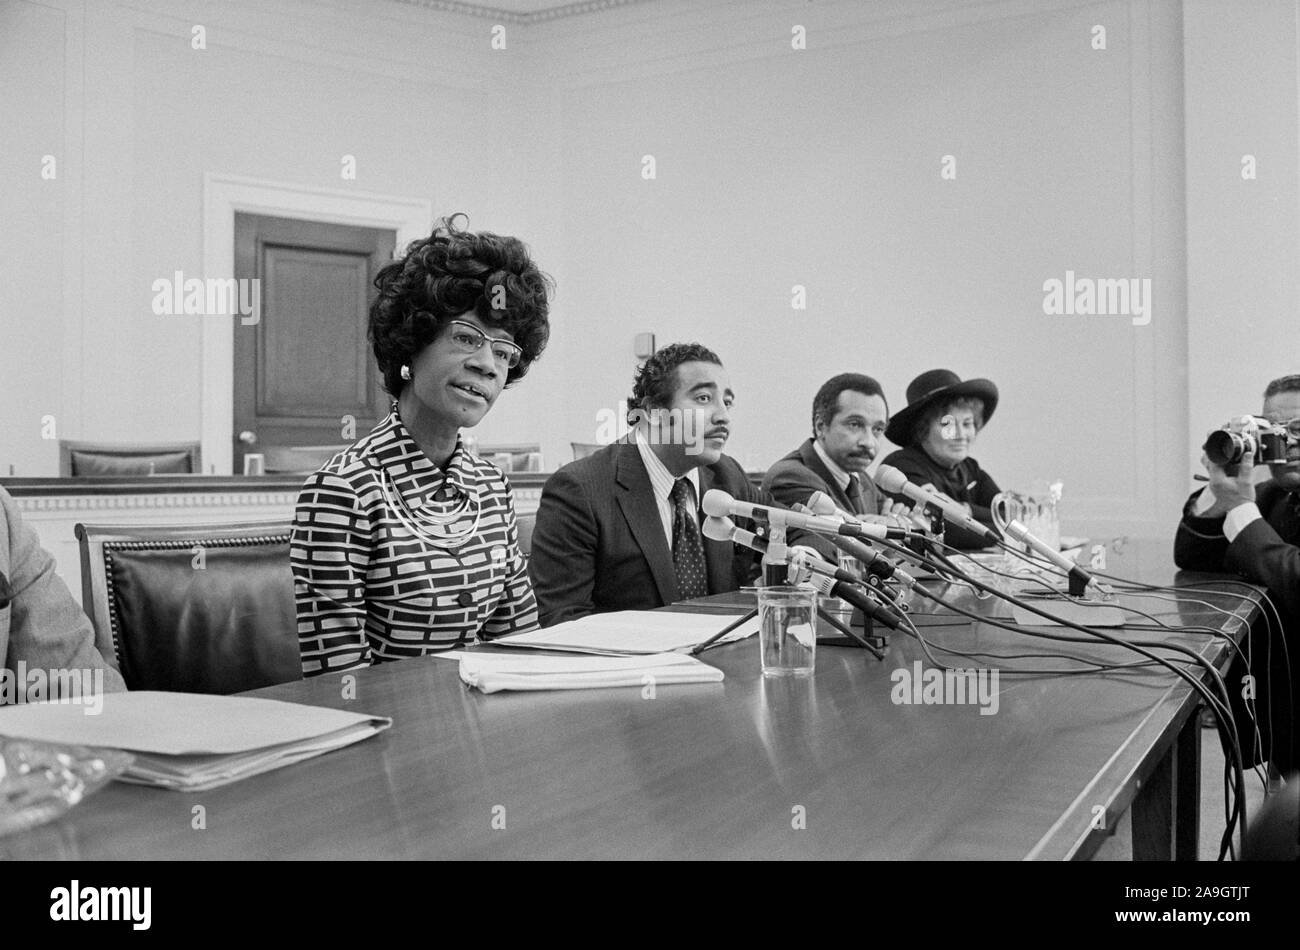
[1175,374,1300,775]
[529,342,830,627]
[763,373,908,518]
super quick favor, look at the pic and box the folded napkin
[447,651,724,694]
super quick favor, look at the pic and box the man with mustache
[763,373,902,517]
[530,342,831,627]
[1175,373,1300,778]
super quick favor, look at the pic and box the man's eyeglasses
[444,320,523,370]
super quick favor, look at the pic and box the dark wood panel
[4,472,759,495]
[260,247,372,414]
[232,214,393,472]
[0,476,309,496]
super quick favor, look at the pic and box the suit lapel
[614,444,679,606]
[798,440,854,513]
[698,465,735,595]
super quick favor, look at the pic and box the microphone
[702,517,863,588]
[704,518,903,641]
[703,514,770,555]
[804,489,857,521]
[702,490,909,541]
[1001,519,1109,597]
[788,551,904,632]
[793,502,916,589]
[873,465,1000,544]
[805,490,916,532]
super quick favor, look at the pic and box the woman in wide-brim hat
[879,369,1002,550]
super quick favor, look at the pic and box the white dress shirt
[1191,486,1262,541]
[635,431,701,547]
[812,439,852,493]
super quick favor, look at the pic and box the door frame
[202,172,431,474]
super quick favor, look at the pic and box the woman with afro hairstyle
[290,215,553,676]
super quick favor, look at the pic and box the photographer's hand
[1200,447,1256,517]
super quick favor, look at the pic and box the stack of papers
[494,610,759,655]
[0,692,391,792]
[442,651,724,693]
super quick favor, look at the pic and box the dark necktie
[847,474,867,515]
[670,478,709,600]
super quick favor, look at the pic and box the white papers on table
[0,692,391,792]
[493,610,758,655]
[441,651,724,693]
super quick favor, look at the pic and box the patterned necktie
[847,474,867,515]
[670,478,709,600]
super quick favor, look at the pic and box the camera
[1203,415,1289,467]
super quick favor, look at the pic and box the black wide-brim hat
[885,369,999,448]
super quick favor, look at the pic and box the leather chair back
[76,520,301,694]
[60,440,201,476]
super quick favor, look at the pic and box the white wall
[0,0,75,477]
[3,0,1298,543]
[0,0,556,474]
[531,0,1189,538]
[1184,0,1300,448]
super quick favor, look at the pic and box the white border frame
[201,173,432,474]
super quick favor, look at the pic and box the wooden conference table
[1,540,1263,860]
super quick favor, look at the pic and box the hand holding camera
[1196,415,1280,517]
[1204,415,1290,470]
[1199,445,1256,517]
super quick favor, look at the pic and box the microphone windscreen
[805,491,838,516]
[701,489,733,517]
[873,465,908,494]
[701,516,733,542]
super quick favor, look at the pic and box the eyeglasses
[444,320,523,370]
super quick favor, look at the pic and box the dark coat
[762,439,885,516]
[529,442,830,627]
[1175,480,1300,772]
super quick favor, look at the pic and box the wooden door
[232,214,395,473]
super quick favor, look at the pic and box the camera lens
[1204,430,1245,467]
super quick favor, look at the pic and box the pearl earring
[400,365,411,381]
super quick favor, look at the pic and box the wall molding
[392,0,654,25]
[16,491,300,513]
[201,173,433,475]
[537,0,1114,88]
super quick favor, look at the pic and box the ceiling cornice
[392,0,654,25]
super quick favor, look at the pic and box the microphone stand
[688,600,886,659]
[691,525,886,659]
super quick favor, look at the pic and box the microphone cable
[866,533,1250,858]
[967,543,1286,834]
